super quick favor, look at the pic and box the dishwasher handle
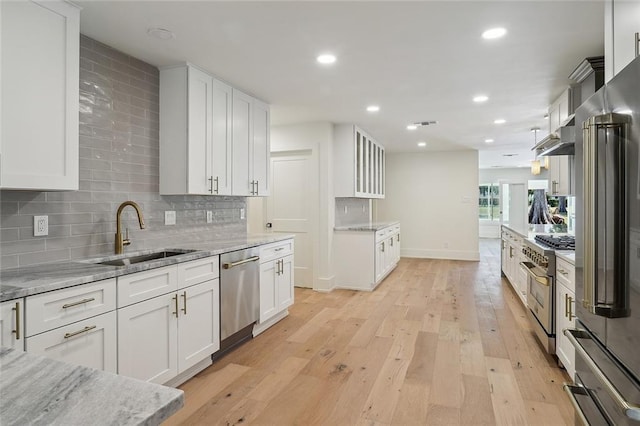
[223,256,260,269]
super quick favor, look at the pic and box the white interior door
[265,152,314,288]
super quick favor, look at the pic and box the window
[479,183,500,220]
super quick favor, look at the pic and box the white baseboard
[314,275,335,292]
[164,357,212,387]
[401,248,480,261]
[253,310,289,337]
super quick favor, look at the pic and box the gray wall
[0,35,246,269]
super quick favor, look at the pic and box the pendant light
[531,127,541,175]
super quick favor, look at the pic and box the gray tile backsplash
[335,198,371,227]
[0,35,246,269]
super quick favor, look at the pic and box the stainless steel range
[521,238,557,354]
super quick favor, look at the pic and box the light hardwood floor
[165,239,574,425]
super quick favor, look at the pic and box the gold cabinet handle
[172,295,179,318]
[397,234,400,242]
[12,302,20,340]
[390,237,394,247]
[275,247,285,252]
[509,246,513,258]
[381,242,385,253]
[255,180,259,196]
[558,269,568,275]
[568,295,575,321]
[214,176,219,194]
[181,291,187,315]
[62,298,95,309]
[64,325,96,339]
[208,176,214,194]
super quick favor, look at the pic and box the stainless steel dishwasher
[216,247,260,358]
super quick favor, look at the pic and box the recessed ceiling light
[417,141,427,147]
[485,138,494,143]
[407,124,418,130]
[366,105,380,112]
[147,27,175,40]
[316,54,336,65]
[473,95,489,103]
[494,119,506,124]
[482,27,507,39]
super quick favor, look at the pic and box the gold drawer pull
[275,247,285,252]
[12,302,20,340]
[62,298,95,309]
[64,325,96,339]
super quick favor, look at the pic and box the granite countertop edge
[555,251,576,265]
[0,347,183,425]
[0,233,294,302]
[334,221,400,232]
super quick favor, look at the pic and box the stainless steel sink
[95,250,195,267]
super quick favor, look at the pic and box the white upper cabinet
[0,0,80,190]
[333,124,385,199]
[547,155,573,196]
[160,64,232,195]
[211,79,233,195]
[160,64,268,196]
[232,89,270,196]
[605,0,640,81]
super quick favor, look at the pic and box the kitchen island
[0,347,183,425]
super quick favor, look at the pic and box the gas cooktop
[534,234,575,251]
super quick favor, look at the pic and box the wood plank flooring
[165,239,574,425]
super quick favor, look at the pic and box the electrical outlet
[33,215,48,236]
[165,211,176,226]
[240,208,245,220]
[206,211,213,224]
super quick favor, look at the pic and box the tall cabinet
[334,124,385,199]
[1,0,80,190]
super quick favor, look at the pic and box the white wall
[376,151,480,261]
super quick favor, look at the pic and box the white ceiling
[76,1,604,168]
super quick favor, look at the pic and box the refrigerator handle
[582,113,631,318]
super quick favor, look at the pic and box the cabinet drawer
[178,256,219,289]
[117,265,178,308]
[376,227,394,243]
[26,279,116,337]
[556,257,575,291]
[260,239,294,263]
[25,311,117,373]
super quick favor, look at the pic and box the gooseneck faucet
[115,201,146,254]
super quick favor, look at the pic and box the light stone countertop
[0,233,293,302]
[0,347,183,425]
[334,221,400,232]
[555,251,576,265]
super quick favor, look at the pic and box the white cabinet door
[259,260,278,323]
[277,255,294,312]
[0,299,23,350]
[0,0,79,190]
[26,311,117,373]
[547,155,572,196]
[375,240,385,283]
[211,79,233,195]
[177,279,219,372]
[556,282,576,380]
[611,0,640,78]
[252,98,270,196]
[232,89,253,196]
[187,66,214,195]
[118,294,178,384]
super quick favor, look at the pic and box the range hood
[533,118,576,156]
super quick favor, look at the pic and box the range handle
[519,261,549,286]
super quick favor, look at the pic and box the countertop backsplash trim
[0,35,247,270]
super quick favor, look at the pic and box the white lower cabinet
[335,224,400,291]
[501,227,526,305]
[117,274,219,385]
[0,299,24,350]
[26,311,117,373]
[259,241,294,324]
[555,257,576,380]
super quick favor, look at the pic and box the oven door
[521,261,554,334]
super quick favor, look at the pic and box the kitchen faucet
[115,201,146,254]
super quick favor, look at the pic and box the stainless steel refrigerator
[566,55,640,424]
